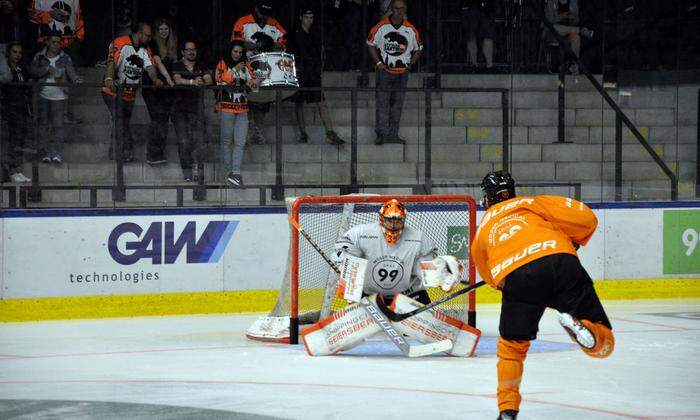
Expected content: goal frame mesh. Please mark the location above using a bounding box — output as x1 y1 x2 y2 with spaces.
244 194 478 344
287 194 478 344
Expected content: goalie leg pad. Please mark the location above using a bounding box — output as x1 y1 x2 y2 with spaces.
301 298 382 356
390 294 481 357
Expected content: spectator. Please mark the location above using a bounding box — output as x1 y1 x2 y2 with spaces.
28 0 84 124
324 0 363 71
289 7 344 146
544 0 594 74
28 0 84 49
101 22 162 162
461 0 496 72
231 0 287 144
1 42 32 183
143 17 176 165
215 40 257 188
367 0 422 145
30 32 83 165
170 39 212 182
1 0 22 83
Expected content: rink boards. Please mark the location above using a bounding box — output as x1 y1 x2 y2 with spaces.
0 202 699 321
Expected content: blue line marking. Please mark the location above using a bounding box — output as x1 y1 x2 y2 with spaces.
292 336 576 356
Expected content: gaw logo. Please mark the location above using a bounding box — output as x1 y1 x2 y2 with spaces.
108 221 238 265
446 226 469 259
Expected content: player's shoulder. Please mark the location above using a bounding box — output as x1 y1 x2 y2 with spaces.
111 35 132 49
370 17 391 31
402 19 420 32
235 14 256 25
267 17 286 30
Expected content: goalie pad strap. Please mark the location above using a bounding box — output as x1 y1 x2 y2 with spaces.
301 297 382 356
390 294 481 357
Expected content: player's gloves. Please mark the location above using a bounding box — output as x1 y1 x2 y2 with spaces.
420 255 461 292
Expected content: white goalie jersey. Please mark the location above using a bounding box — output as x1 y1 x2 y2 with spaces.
333 223 438 296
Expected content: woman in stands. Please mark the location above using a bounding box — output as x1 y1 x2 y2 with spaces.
143 17 176 165
215 40 258 188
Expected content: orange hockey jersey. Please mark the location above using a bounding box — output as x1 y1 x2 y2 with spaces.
470 195 597 289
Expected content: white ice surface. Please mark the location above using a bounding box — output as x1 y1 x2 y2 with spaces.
1 300 699 419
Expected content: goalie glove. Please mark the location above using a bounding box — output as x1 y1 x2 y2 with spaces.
420 255 461 292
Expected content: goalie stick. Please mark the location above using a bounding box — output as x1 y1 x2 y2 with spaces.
376 280 486 322
288 216 453 357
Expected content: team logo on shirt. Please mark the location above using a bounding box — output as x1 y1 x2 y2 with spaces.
384 32 408 56
382 32 409 68
370 256 405 290
124 54 145 81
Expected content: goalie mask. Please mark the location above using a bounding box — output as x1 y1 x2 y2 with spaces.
379 199 406 244
481 170 516 209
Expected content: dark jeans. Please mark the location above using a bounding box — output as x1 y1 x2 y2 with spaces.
173 112 202 170
375 70 408 140
38 98 66 156
101 92 135 158
2 108 29 174
142 88 172 160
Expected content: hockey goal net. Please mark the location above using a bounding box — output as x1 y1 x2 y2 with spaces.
246 194 478 344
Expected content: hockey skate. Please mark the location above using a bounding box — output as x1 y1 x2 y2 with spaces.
558 312 596 349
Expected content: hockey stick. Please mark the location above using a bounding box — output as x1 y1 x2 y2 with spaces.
377 280 486 322
288 216 453 357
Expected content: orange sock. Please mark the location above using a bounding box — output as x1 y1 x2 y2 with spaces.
581 321 614 358
497 337 530 412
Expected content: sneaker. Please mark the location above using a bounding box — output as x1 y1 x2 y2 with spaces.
497 410 518 420
374 135 385 145
558 312 596 349
192 165 200 183
384 136 406 144
183 168 193 182
10 172 31 183
580 27 594 39
226 172 242 187
42 155 52 163
325 131 345 145
568 63 580 76
122 150 135 163
52 154 63 164
64 111 82 124
252 132 266 144
298 131 309 144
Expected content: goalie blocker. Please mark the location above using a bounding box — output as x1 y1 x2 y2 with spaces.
302 294 481 357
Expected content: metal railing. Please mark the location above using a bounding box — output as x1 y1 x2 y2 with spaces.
2 81 512 208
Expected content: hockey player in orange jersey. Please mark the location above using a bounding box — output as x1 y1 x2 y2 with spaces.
471 171 615 420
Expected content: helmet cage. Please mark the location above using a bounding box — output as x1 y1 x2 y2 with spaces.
379 199 406 244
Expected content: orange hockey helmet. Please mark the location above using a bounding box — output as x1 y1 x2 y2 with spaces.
379 199 406 244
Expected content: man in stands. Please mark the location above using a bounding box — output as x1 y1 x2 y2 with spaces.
544 0 594 75
170 39 212 182
101 22 162 162
288 7 344 145
30 31 83 165
231 0 286 145
367 0 422 145
471 170 614 420
28 0 84 123
302 199 479 357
